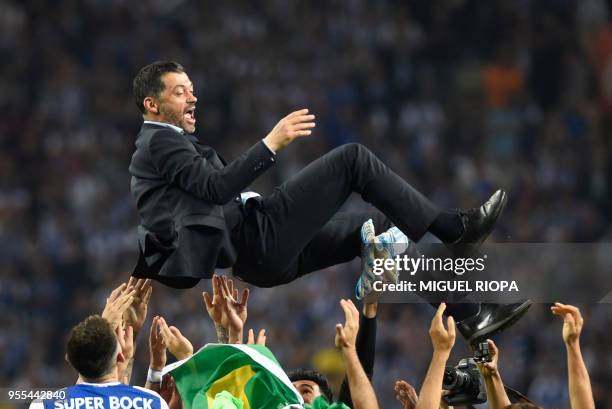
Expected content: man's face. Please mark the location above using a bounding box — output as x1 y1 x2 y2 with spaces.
292 380 322 404
153 71 198 134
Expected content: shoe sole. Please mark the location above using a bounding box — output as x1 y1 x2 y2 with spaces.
360 219 376 272
359 248 397 303
358 221 403 302
357 220 377 301
466 299 533 345
378 248 397 283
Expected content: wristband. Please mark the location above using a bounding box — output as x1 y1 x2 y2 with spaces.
147 367 162 384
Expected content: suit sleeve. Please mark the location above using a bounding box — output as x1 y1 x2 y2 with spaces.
337 314 377 407
148 130 275 205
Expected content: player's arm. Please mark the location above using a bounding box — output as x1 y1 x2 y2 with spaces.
337 301 378 407
100 278 153 384
336 299 380 409
476 339 511 409
416 303 455 409
122 278 153 384
551 303 595 409
145 316 167 391
115 324 135 385
202 275 230 342
148 109 314 205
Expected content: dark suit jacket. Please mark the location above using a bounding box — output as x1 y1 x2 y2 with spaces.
129 123 276 288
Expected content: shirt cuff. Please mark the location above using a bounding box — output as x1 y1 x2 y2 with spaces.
261 139 276 155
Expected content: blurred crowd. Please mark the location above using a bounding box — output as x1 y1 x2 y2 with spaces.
1 0 611 407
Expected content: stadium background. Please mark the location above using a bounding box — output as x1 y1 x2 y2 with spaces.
1 0 611 407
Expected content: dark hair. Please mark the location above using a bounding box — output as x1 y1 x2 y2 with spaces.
132 61 185 113
66 315 118 379
505 404 543 409
288 368 334 403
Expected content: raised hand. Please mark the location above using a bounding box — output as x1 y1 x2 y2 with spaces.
477 339 500 378
102 283 136 330
123 278 153 335
158 317 193 361
247 329 267 346
203 275 249 343
335 299 360 350
429 303 456 355
159 375 174 404
263 109 316 152
219 276 250 333
115 324 134 384
202 275 224 327
552 303 595 409
149 316 167 371
551 302 584 346
159 375 182 409
394 380 418 409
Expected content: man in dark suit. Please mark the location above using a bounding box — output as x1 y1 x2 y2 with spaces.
129 61 530 344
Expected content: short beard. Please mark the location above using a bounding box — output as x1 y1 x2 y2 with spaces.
159 105 185 131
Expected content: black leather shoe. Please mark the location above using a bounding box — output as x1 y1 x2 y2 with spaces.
454 189 507 246
457 300 532 345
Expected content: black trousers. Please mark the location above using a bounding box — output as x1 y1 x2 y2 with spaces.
232 143 440 287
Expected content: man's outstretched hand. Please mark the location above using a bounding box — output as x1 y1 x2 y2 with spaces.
202 275 225 327
246 329 267 346
263 109 316 152
219 276 249 343
551 303 595 409
203 275 249 343
158 317 193 361
115 324 134 384
159 375 182 409
551 302 584 346
123 277 152 336
335 299 360 350
395 380 418 409
149 316 167 371
477 339 500 378
429 303 456 356
102 283 136 330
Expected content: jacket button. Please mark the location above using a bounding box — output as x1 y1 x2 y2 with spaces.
234 196 241 203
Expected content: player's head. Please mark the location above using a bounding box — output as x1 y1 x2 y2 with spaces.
288 368 334 404
133 61 198 134
66 315 124 381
